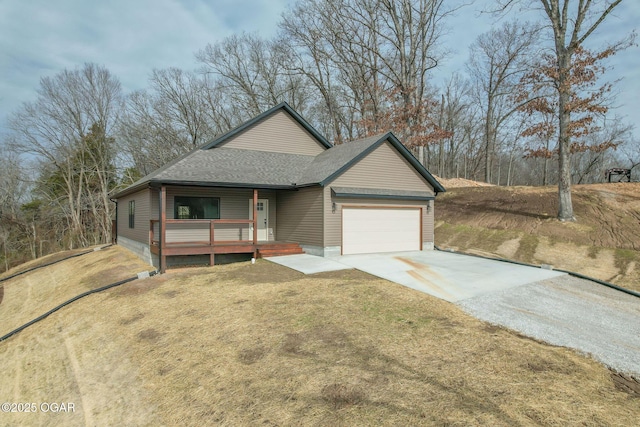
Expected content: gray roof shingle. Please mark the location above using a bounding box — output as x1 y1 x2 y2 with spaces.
295 134 383 185
153 148 315 187
113 131 445 197
115 134 386 195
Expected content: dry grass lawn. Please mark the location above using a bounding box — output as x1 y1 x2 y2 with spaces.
1 249 638 426
0 246 153 338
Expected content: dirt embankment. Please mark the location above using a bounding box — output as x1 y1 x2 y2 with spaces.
435 182 640 291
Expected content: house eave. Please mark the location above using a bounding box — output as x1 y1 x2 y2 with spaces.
147 180 298 191
111 182 152 199
331 187 435 201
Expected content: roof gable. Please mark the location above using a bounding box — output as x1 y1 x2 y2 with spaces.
202 102 331 155
329 139 433 192
297 133 445 193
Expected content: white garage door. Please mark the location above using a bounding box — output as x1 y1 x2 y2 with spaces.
342 207 421 255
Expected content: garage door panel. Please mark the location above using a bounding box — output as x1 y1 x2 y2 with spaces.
342 207 420 255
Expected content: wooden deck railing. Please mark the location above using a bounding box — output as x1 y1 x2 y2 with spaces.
150 219 256 247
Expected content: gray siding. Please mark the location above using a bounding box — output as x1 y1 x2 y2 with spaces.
117 188 151 244
276 187 323 246
151 190 158 220
323 140 435 248
330 140 435 191
219 110 326 156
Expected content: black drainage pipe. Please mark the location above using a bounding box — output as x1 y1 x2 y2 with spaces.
0 270 158 343
434 246 640 299
0 245 113 284
554 268 640 298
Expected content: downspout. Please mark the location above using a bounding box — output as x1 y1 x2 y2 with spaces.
113 199 118 244
109 198 118 245
158 187 163 273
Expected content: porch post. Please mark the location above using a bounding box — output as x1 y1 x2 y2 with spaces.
209 221 215 267
160 185 167 273
252 188 258 257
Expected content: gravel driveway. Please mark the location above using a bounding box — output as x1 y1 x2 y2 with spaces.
458 275 640 376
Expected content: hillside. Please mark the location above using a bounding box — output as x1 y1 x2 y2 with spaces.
435 182 640 292
1 247 639 426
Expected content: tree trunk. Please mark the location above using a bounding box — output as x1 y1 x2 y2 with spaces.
507 150 514 186
484 111 492 183
418 145 425 166
3 239 8 272
556 50 575 221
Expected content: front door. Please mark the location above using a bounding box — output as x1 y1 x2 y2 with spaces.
249 199 269 241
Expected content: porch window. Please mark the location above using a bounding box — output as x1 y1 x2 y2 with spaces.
174 197 220 220
128 200 135 228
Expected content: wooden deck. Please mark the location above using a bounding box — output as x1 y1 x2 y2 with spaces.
150 188 304 272
150 241 304 262
150 241 303 255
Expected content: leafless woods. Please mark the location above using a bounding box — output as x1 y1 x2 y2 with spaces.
0 0 636 269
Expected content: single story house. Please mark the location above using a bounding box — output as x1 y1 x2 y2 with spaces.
112 102 445 272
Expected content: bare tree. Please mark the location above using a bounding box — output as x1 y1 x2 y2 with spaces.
8 63 122 247
620 138 640 181
0 153 30 269
197 33 311 118
280 0 458 143
467 20 541 184
435 74 475 178
280 0 356 141
118 68 227 178
495 0 633 220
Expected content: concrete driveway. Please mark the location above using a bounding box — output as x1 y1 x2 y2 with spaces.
267 250 640 375
330 250 565 302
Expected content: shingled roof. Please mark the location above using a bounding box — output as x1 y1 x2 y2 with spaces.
113 105 445 198
152 148 314 187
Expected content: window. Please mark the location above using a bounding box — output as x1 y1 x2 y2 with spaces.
174 197 220 219
128 200 135 228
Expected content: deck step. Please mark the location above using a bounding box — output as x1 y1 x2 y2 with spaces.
257 243 304 258
258 243 301 249
258 249 305 258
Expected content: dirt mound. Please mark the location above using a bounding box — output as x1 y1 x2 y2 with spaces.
437 183 640 249
435 182 640 290
434 175 494 188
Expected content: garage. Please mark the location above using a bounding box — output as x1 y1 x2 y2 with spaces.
342 206 421 255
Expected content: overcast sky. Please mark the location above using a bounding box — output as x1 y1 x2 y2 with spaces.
1 0 638 141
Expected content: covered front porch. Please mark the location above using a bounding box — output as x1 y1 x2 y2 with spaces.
151 186 302 272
